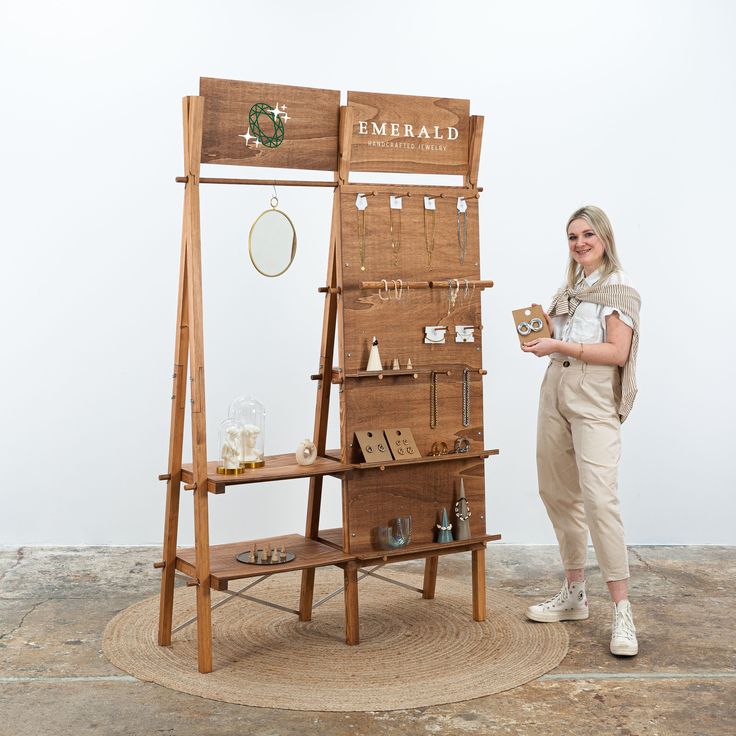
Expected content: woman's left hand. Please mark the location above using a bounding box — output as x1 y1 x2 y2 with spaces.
521 338 560 357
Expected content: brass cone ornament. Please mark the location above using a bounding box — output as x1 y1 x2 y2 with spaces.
366 336 383 371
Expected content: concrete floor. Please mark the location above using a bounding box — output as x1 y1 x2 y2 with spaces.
0 545 734 736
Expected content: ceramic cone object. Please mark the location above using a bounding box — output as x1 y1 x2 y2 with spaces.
367 337 383 371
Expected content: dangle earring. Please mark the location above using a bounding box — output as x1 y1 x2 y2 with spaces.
378 279 390 301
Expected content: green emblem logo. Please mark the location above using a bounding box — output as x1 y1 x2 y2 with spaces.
238 102 290 150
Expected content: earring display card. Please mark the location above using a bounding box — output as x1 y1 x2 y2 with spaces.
354 430 394 464
384 427 422 461
512 305 551 344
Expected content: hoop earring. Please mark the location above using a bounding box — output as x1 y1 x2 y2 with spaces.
378 279 390 301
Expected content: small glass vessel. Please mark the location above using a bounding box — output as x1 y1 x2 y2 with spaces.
376 516 413 550
216 418 246 475
228 396 265 468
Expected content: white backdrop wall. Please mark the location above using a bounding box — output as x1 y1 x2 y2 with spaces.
1 1 734 546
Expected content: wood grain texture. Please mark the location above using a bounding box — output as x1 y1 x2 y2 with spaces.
199 78 339 170
176 534 354 591
344 457 488 554
348 91 470 174
180 453 351 493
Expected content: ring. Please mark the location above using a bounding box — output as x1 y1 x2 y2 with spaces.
430 441 448 456
517 321 532 336
529 317 544 332
454 437 471 454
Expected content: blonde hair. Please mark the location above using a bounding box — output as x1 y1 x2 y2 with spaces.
565 205 623 289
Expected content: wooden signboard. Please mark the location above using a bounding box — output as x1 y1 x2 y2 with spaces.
199 77 340 170
347 91 470 174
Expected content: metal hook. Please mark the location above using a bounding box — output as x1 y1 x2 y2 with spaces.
270 184 278 208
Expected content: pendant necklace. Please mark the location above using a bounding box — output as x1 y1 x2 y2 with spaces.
357 210 366 271
390 206 401 268
457 206 467 264
424 206 436 269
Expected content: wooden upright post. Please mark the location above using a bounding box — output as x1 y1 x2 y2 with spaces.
180 96 214 674
299 105 353 623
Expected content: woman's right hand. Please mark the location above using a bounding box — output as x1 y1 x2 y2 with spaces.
532 303 553 334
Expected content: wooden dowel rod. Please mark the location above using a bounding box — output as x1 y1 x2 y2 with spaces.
317 286 342 294
153 561 166 569
158 473 171 481
359 281 430 289
429 280 494 289
175 176 337 188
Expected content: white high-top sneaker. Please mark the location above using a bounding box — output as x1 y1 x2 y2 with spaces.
526 580 589 622
610 599 638 656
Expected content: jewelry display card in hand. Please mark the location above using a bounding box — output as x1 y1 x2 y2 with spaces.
512 304 551 344
384 427 421 461
354 430 393 464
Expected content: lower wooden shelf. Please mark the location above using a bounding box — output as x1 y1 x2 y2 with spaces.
317 527 502 561
176 533 354 591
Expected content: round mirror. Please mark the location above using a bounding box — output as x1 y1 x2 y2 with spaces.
248 207 297 277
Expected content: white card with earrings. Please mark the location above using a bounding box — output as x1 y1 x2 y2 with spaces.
424 325 447 344
455 325 475 343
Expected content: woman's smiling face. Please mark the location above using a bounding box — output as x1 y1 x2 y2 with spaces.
567 218 605 276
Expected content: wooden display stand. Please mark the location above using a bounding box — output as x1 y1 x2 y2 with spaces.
157 78 501 673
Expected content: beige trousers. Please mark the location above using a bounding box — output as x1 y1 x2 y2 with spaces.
536 357 630 582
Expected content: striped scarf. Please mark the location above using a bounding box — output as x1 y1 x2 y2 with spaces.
548 282 641 423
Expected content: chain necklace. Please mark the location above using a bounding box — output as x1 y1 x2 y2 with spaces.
389 207 401 268
457 209 467 264
430 370 438 429
462 368 470 427
357 209 367 271
424 208 435 269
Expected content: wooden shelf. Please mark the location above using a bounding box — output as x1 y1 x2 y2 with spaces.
339 448 499 471
181 451 352 494
317 527 502 561
337 367 449 382
176 534 354 591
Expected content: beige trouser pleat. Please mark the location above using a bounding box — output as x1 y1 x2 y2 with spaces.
536 359 630 582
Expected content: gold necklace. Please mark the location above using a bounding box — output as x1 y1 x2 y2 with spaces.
424 208 435 269
357 209 366 271
389 207 401 268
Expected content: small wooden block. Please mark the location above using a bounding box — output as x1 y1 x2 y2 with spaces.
384 427 421 462
512 304 551 344
354 430 393 464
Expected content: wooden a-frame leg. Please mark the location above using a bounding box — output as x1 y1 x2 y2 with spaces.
157 476 181 646
344 561 360 645
299 476 323 621
472 547 487 621
193 485 213 673
422 555 439 599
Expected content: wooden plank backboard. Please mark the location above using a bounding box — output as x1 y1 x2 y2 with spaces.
199 78 340 170
347 91 470 174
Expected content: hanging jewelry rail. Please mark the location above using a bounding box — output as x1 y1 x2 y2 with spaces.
175 176 338 187
358 279 494 290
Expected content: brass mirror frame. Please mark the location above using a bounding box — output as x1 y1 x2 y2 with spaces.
248 207 297 278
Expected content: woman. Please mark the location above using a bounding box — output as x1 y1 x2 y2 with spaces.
521 205 641 657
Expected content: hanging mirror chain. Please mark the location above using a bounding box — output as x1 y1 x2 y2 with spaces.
462 368 470 427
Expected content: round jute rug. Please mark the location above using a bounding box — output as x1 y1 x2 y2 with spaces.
103 568 567 711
